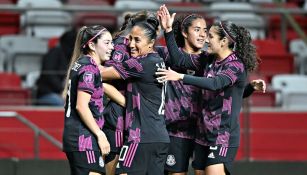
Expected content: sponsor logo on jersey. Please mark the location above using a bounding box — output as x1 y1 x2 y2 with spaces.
99 156 104 167
113 51 124 62
208 152 215 159
166 154 176 166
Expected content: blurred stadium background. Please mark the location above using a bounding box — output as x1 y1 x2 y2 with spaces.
0 0 307 174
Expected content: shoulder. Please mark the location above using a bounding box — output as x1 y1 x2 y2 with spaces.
77 56 99 74
224 55 244 73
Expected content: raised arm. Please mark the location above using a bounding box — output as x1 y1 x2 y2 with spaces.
157 5 201 70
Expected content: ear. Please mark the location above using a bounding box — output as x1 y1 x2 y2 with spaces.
149 39 155 48
181 31 187 39
220 37 228 47
88 42 96 51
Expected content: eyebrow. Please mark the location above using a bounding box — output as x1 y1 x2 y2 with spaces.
192 26 207 29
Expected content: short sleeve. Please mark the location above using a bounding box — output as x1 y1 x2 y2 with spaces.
107 58 144 80
77 65 98 94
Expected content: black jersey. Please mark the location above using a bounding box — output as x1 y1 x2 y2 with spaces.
63 55 104 152
183 53 247 147
108 52 170 144
156 45 204 139
103 36 130 147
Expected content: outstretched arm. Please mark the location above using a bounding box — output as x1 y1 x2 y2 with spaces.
157 5 204 70
156 67 232 91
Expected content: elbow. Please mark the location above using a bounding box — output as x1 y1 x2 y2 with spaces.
76 103 86 114
75 104 82 114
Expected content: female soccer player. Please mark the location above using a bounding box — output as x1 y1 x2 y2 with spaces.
157 5 265 175
101 15 170 175
102 11 152 175
156 19 259 175
62 25 123 175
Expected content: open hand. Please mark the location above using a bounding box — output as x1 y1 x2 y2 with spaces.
156 67 183 83
251 79 266 93
157 4 176 32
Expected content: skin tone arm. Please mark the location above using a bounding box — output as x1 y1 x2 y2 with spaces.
76 90 110 155
103 83 126 107
99 65 122 81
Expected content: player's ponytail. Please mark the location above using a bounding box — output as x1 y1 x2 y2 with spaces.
62 26 87 99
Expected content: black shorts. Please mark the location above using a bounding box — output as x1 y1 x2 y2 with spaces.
119 142 169 175
192 143 238 175
103 129 123 162
164 136 194 173
65 151 104 175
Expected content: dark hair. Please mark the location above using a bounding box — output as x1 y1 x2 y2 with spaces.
212 20 259 72
62 25 110 98
79 25 108 54
172 14 204 47
133 13 159 40
115 11 149 38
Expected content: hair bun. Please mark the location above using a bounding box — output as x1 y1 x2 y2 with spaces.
147 17 159 31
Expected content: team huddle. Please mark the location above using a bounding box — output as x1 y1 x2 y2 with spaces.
62 4 265 175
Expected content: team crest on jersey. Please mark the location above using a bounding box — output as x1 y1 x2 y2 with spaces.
113 51 124 62
166 155 176 166
83 72 94 84
99 156 104 167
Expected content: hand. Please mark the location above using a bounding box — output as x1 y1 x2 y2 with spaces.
96 131 110 155
251 79 266 93
156 67 183 83
157 4 176 32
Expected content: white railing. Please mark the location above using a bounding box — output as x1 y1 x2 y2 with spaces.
0 111 62 159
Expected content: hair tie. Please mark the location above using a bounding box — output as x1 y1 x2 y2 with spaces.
82 28 107 49
181 14 193 30
219 21 235 43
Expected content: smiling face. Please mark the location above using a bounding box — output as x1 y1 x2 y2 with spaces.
129 25 154 57
94 32 114 62
183 18 207 52
206 26 223 55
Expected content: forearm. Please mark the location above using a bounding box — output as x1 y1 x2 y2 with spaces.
76 91 104 137
243 83 255 98
103 83 126 107
76 104 103 137
164 31 198 70
182 74 232 91
101 66 122 81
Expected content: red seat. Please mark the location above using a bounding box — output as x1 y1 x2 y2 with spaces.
0 72 21 88
253 39 294 81
0 12 20 35
48 37 59 49
250 91 276 107
74 12 117 33
0 73 31 105
253 39 288 56
0 0 16 4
